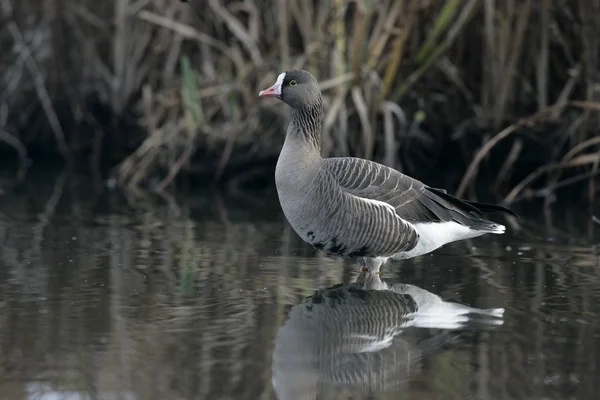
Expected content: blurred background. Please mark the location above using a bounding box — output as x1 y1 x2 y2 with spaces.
0 0 599 203
1 1 600 400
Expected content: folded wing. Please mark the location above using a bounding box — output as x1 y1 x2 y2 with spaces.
323 157 514 228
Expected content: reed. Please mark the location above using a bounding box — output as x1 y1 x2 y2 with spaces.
1 0 599 202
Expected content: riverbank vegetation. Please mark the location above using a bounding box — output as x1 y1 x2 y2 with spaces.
1 0 599 204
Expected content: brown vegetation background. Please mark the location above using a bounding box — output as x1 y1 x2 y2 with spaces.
1 0 599 203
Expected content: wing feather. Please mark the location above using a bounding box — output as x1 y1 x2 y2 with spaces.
323 157 512 227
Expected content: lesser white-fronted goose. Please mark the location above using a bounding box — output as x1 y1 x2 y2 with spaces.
259 69 518 274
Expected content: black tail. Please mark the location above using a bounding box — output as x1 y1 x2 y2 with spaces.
463 200 520 218
427 187 520 219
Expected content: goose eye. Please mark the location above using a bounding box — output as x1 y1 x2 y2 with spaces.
289 80 297 86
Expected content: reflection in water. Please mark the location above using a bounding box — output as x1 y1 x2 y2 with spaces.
1 171 600 399
272 272 504 400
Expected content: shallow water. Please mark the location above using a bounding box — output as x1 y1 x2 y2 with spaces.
1 172 600 400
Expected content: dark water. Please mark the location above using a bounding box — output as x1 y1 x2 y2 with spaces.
1 171 600 400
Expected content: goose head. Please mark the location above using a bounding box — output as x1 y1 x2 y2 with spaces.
259 69 321 110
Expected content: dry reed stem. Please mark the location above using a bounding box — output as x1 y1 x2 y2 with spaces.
557 136 600 168
492 0 532 126
351 87 373 160
542 134 600 206
378 0 418 102
456 103 565 198
366 1 402 71
493 138 523 191
207 0 262 64
416 0 462 63
277 0 290 70
588 156 599 203
504 153 600 204
380 101 407 167
391 0 479 102
457 99 600 198
546 99 600 203
537 0 550 110
138 10 233 56
156 142 194 192
113 0 128 114
0 129 27 181
1 0 70 162
350 2 369 79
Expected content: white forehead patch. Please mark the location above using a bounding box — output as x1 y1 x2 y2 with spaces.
274 72 286 91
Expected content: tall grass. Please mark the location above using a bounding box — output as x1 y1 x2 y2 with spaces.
1 0 599 202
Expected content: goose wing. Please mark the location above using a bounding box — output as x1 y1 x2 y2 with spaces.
322 157 493 226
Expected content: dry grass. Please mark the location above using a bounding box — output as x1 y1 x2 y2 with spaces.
1 0 600 201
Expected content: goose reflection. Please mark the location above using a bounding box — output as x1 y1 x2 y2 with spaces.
272 271 504 400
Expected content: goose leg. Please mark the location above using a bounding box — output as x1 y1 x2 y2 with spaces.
359 257 384 275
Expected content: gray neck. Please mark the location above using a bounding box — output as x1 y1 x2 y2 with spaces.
288 101 323 153
276 100 324 195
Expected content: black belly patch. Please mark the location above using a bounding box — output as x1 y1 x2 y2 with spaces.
310 237 348 256
312 242 325 251
310 239 371 258
328 236 347 255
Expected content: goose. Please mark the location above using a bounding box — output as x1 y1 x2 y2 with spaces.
258 69 518 274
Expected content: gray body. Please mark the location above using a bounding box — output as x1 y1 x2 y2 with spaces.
276 129 416 263
264 69 517 272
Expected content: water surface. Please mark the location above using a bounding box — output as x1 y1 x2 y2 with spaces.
0 172 599 400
